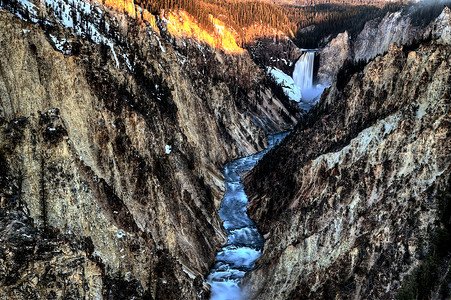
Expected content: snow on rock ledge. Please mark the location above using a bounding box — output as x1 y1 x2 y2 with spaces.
268 67 302 102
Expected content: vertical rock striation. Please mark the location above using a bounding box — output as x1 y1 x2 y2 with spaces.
317 6 451 86
316 31 351 87
243 34 451 299
0 1 297 298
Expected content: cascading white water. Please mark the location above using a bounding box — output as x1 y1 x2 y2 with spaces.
292 51 325 106
207 132 289 300
293 51 315 91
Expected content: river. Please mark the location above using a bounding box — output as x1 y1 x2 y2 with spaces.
207 132 290 300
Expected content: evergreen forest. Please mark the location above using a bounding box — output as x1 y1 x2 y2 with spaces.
136 0 448 48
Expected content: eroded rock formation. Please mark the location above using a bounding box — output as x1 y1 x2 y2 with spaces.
316 31 351 87
243 35 451 299
317 5 451 86
0 1 297 298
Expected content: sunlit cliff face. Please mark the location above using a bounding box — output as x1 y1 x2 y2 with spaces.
102 0 136 16
99 0 244 53
166 11 245 54
101 0 158 30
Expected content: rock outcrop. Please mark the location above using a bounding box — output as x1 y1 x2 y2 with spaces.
0 0 297 298
246 35 304 76
243 35 451 299
317 5 450 86
352 10 421 62
316 31 351 86
425 6 451 44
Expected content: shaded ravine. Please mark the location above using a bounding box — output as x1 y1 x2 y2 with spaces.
207 132 290 300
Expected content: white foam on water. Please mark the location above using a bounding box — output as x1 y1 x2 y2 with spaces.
216 247 261 269
292 51 325 107
207 132 290 299
209 281 242 300
293 52 315 91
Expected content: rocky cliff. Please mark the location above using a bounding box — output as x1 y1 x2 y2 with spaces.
352 9 422 62
316 31 351 87
0 0 297 298
317 5 451 86
245 35 304 76
243 33 451 299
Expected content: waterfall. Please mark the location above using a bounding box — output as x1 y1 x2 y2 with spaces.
293 52 315 91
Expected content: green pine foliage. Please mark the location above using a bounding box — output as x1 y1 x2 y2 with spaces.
135 0 449 48
135 0 403 47
409 0 451 26
136 0 292 39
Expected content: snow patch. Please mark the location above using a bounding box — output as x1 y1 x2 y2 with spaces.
155 35 166 53
122 53 134 71
17 0 39 21
106 41 120 68
268 67 302 102
182 266 196 279
416 101 428 119
268 66 324 110
49 34 71 55
116 229 126 239
165 145 172 154
10 0 121 67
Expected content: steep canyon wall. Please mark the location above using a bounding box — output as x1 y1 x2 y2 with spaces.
317 6 451 86
244 35 451 299
0 1 297 298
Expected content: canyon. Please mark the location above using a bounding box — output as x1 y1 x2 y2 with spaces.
0 0 450 299
243 12 451 298
317 4 451 86
0 0 296 298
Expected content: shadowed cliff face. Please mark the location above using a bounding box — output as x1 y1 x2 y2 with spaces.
317 6 451 86
0 1 297 298
243 38 451 299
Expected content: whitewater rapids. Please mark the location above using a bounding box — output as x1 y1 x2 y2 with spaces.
207 132 289 300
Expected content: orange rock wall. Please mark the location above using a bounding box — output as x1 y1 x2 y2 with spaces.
100 0 157 30
97 0 243 53
166 11 244 54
